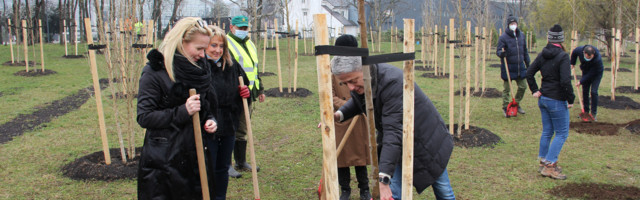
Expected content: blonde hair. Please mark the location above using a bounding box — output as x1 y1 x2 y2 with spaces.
158 17 213 81
207 25 233 70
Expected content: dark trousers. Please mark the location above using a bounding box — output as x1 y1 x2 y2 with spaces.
338 166 369 190
582 73 602 115
205 135 235 200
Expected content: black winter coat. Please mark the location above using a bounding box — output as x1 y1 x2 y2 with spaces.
526 43 575 104
570 45 604 85
137 49 217 200
338 63 454 194
496 28 530 80
206 59 250 138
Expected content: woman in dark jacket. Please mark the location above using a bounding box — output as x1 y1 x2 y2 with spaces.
137 17 218 199
526 24 575 180
204 25 250 199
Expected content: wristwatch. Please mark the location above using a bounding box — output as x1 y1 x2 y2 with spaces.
378 175 391 185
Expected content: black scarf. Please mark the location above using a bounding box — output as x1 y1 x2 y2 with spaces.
172 52 218 123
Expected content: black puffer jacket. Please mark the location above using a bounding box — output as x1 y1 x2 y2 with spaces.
526 43 575 104
137 49 217 200
496 28 530 80
338 64 453 194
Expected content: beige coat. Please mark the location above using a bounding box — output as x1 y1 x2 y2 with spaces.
332 75 371 168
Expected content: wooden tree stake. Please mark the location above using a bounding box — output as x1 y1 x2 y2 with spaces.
443 25 448 75
434 25 439 75
84 18 111 165
421 26 426 68
449 18 455 134
276 19 283 92
294 20 299 92
465 21 471 130
482 27 487 92
75 20 79 55
313 14 339 200
474 26 479 93
378 25 382 52
22 20 29 72
8 19 14 63
611 28 616 101
636 27 639 90
64 20 68 56
262 22 268 73
39 20 45 71
402 18 415 200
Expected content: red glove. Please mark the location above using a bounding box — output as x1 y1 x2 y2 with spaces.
239 85 250 98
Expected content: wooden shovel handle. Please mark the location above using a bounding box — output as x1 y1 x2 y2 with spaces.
336 115 361 156
189 89 210 200
238 77 261 200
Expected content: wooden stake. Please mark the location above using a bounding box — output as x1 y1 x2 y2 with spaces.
615 29 621 93
465 21 471 130
64 20 68 56
370 27 375 52
636 27 639 90
303 28 308 55
75 20 79 55
22 20 29 72
8 19 14 63
402 18 415 200
449 18 455 135
84 18 111 165
294 20 299 92
611 28 616 101
238 78 261 200
442 26 448 75
474 26 479 93
421 26 426 67
276 19 283 92
188 89 211 200
39 20 45 71
313 14 339 200
434 25 439 75
378 25 382 52
262 22 268 73
482 27 487 93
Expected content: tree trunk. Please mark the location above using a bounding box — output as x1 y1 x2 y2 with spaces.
162 0 184 36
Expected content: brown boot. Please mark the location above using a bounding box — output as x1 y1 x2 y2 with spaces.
541 162 566 180
538 161 562 173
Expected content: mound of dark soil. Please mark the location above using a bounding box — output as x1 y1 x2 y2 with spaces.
258 72 276 77
62 147 141 181
604 67 632 72
420 73 456 79
489 64 501 68
264 87 312 98
454 55 460 58
621 54 631 58
447 124 501 148
13 69 57 77
570 122 621 136
630 49 637 53
616 86 640 94
625 119 640 134
62 55 86 59
415 65 434 71
0 79 109 144
549 183 640 200
415 60 430 64
265 47 276 50
598 95 640 110
454 87 502 98
3 61 39 66
108 92 138 99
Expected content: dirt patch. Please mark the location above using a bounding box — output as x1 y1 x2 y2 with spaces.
13 69 57 77
570 122 622 136
549 183 640 200
62 147 141 181
264 87 312 98
447 124 501 148
265 47 276 50
0 79 109 144
604 67 632 72
108 92 138 100
489 64 501 68
454 87 502 98
598 95 640 110
420 73 457 79
415 65 434 71
62 55 86 59
3 60 39 66
258 72 276 77
616 86 640 94
625 119 640 134
415 60 430 64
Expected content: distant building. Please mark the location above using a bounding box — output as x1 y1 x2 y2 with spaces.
285 0 359 38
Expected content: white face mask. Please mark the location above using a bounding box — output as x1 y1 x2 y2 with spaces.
509 25 517 31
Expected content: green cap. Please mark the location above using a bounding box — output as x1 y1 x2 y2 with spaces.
231 15 249 27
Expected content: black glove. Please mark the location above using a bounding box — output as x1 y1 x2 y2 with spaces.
498 50 506 58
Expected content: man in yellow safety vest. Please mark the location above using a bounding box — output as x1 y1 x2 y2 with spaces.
226 15 265 178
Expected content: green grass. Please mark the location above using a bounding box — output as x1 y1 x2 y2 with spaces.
1 37 639 199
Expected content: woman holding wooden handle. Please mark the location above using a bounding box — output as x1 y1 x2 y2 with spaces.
136 17 218 200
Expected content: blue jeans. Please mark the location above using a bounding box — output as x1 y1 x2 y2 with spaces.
582 73 602 115
205 135 235 200
390 166 455 200
538 96 570 163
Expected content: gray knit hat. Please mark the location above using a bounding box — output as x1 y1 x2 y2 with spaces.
548 24 564 43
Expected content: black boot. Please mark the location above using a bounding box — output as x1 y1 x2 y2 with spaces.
234 140 260 172
340 188 351 200
338 167 351 200
228 166 242 178
355 166 371 200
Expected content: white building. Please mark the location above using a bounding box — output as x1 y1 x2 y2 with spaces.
285 0 359 38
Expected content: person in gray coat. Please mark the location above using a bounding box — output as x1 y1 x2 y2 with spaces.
331 56 455 200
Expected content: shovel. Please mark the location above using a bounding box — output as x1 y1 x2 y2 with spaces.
572 68 595 122
238 77 261 200
502 48 518 117
188 89 210 200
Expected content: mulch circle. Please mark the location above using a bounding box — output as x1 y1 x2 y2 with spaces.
489 64 500 68
616 86 640 94
598 95 640 110
3 61 39 66
420 73 456 79
454 55 460 58
549 182 640 200
415 65 434 71
13 69 57 77
604 67 632 72
454 87 502 98
570 122 622 136
265 47 276 50
62 147 141 181
625 119 640 134
447 124 501 148
258 72 276 77
0 79 109 144
62 55 86 59
264 87 312 98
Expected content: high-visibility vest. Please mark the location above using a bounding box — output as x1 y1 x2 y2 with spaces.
226 35 260 90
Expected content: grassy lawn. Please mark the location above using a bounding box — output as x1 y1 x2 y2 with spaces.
0 36 639 199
